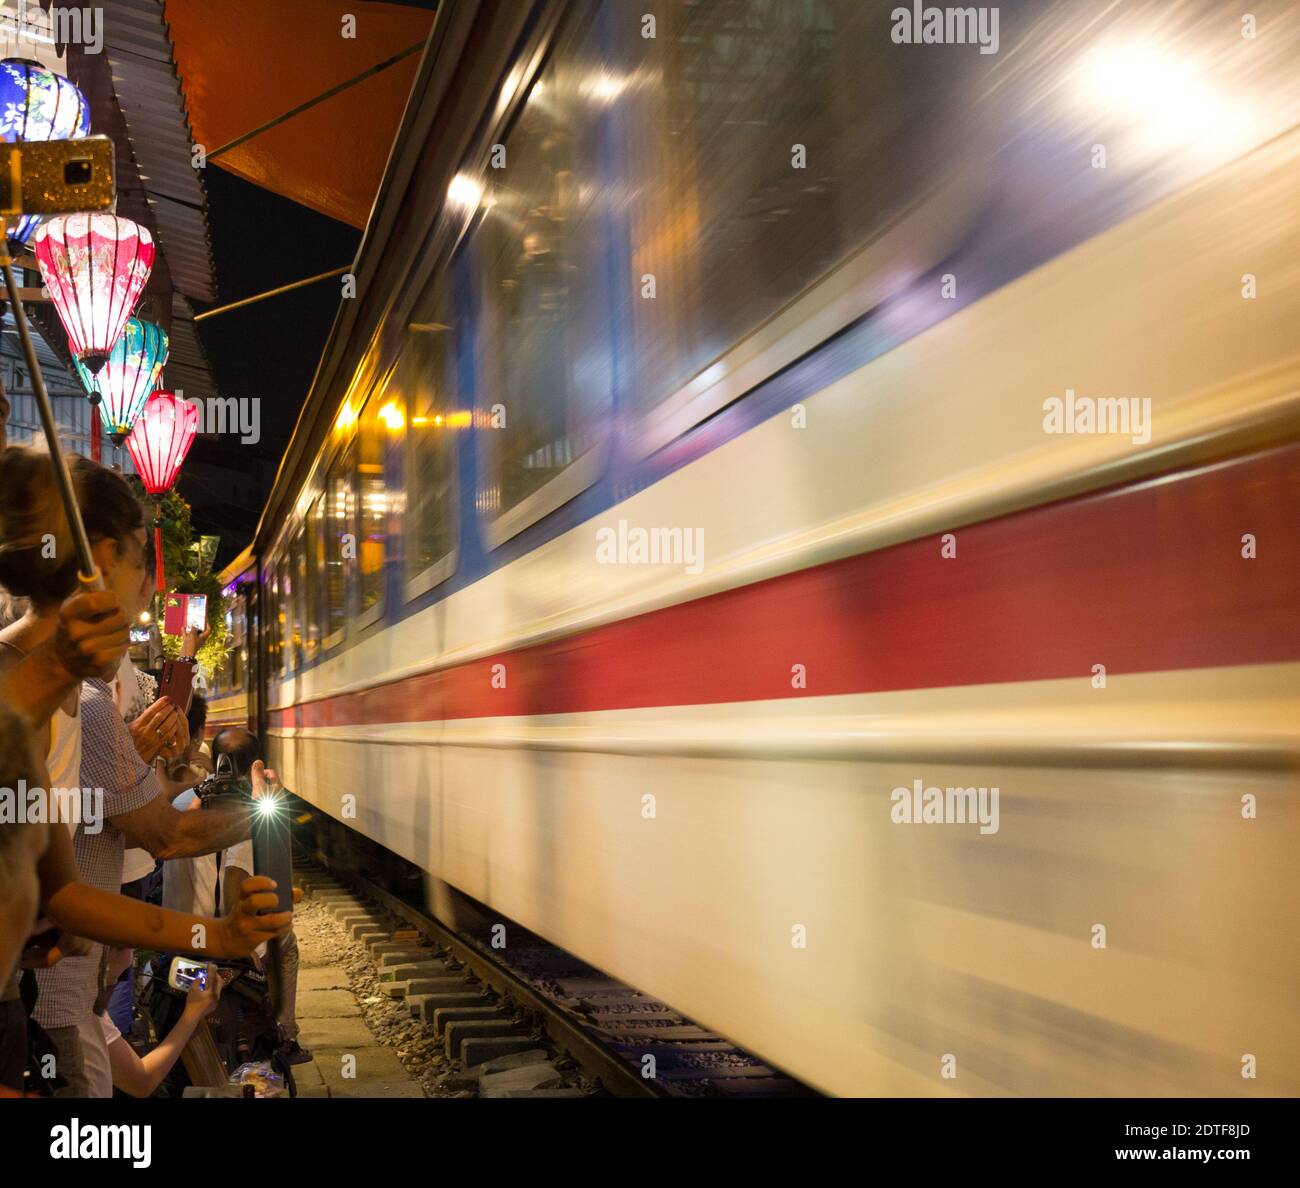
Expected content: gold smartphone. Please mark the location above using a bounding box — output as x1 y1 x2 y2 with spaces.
0 135 116 217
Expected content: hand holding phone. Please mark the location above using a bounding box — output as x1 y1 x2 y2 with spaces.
159 656 195 711
167 954 210 992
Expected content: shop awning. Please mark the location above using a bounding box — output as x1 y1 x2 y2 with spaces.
164 0 435 229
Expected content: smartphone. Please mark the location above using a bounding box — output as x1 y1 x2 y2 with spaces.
167 955 208 992
252 792 295 916
159 656 195 710
0 136 115 217
185 593 207 633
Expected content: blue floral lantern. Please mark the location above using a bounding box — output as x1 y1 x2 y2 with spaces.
0 58 92 251
73 318 170 444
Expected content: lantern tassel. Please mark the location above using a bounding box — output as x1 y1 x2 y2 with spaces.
154 508 165 593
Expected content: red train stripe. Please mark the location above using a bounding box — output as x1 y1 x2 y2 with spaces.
270 443 1300 730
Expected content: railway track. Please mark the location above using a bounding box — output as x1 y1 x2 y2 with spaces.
298 819 815 1098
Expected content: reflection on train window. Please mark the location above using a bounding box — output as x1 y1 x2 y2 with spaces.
267 563 282 681
324 447 354 647
475 15 613 530
227 596 245 691
289 527 305 673
357 396 387 617
626 0 965 414
405 276 457 592
305 497 324 661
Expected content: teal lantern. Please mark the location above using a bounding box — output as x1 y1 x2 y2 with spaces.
74 318 170 444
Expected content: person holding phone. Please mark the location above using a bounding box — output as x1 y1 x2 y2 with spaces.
0 703 296 1094
102 961 222 1097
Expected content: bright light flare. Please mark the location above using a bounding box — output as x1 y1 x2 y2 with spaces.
447 173 485 212
1071 40 1255 163
254 793 283 818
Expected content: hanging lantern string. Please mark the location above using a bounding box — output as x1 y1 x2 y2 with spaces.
152 494 165 594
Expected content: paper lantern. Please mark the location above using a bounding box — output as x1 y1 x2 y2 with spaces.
125 391 198 591
34 214 155 375
73 318 169 443
0 59 92 253
0 58 91 141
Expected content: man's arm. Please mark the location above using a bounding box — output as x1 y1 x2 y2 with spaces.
36 823 292 958
80 678 250 859
114 794 252 860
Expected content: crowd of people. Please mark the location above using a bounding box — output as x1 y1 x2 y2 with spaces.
0 389 307 1098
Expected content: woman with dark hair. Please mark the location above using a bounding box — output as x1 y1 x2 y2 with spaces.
0 446 276 1095
0 446 189 801
0 702 297 1095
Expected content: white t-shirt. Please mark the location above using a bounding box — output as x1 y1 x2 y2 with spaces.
80 1014 113 1098
162 789 254 918
46 702 82 838
115 656 159 883
121 847 157 884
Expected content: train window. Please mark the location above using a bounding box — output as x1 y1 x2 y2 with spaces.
404 274 458 598
356 395 387 621
288 527 305 673
474 14 614 546
324 450 353 649
306 494 326 659
228 595 245 692
623 0 980 452
266 561 281 681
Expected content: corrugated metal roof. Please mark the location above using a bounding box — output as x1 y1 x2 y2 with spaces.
165 292 218 401
103 0 216 302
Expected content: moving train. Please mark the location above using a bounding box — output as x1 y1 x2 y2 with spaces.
207 0 1300 1095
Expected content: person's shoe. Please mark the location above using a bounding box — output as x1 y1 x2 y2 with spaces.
277 1039 312 1065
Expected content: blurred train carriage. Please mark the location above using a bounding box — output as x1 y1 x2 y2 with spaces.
214 0 1300 1095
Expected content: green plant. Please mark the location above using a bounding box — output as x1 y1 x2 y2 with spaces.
134 484 232 684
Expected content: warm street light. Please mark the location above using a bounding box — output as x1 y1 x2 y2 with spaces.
125 390 198 592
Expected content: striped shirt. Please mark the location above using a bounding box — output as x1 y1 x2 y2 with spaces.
33 679 161 1029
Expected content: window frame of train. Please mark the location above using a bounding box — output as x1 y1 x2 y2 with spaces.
402 265 460 602
286 525 304 675
353 389 388 630
306 497 327 661
325 428 361 652
617 0 987 457
264 558 281 684
470 1 616 550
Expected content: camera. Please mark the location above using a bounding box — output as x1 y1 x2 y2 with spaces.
194 752 254 805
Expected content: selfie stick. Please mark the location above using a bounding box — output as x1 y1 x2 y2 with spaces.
0 227 102 590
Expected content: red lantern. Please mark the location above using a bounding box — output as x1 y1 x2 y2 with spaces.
125 391 198 591
33 213 155 375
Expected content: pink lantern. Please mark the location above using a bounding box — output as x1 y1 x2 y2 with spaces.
33 213 155 375
125 391 198 592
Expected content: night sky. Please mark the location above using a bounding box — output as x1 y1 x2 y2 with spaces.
184 164 362 546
